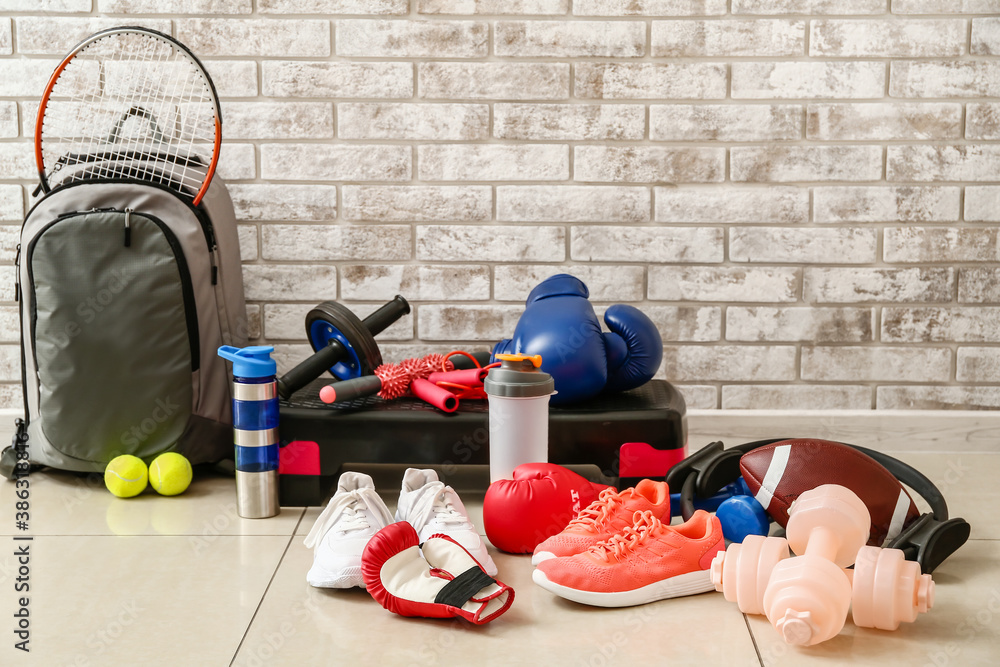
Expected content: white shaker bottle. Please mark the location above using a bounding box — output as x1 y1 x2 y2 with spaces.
484 353 556 483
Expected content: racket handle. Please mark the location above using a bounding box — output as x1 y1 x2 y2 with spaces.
426 368 489 387
277 296 410 399
410 378 459 413
319 375 383 404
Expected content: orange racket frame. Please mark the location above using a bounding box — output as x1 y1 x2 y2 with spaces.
33 26 222 206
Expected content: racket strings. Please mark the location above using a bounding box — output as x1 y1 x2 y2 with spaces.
169 54 208 192
125 35 162 183
39 30 219 199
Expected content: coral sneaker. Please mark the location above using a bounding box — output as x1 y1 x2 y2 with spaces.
531 479 670 565
532 509 724 608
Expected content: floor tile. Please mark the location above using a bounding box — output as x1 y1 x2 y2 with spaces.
747 539 1000 667
0 469 304 537
237 541 758 667
297 507 321 537
0 535 290 665
3 447 996 666
890 452 1000 541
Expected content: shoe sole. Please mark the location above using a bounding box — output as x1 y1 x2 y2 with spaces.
531 568 715 608
306 564 365 589
531 551 556 566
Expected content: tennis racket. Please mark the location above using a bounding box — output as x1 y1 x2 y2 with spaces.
34 26 222 206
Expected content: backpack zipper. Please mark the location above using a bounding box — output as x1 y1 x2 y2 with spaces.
16 242 28 432
54 207 116 222
24 179 217 258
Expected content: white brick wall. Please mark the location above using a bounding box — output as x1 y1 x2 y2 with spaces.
651 20 805 58
733 61 886 99
2 3 1000 411
576 63 727 99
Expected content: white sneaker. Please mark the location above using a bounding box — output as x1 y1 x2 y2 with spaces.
395 468 498 577
304 472 394 589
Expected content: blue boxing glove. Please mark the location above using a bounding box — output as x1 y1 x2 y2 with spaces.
602 304 664 393
493 274 663 405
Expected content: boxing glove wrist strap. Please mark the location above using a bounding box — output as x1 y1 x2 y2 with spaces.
435 567 497 607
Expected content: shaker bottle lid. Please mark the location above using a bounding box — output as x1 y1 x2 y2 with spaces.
485 353 555 398
218 345 277 379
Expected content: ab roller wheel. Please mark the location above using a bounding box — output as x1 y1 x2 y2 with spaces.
306 301 382 381
276 295 410 399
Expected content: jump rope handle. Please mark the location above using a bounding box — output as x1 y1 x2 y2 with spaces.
319 373 459 413
319 375 384 404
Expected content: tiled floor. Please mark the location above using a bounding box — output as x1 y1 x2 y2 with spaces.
1 452 998 666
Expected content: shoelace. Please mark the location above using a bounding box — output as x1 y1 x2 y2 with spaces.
406 481 469 529
589 510 662 562
303 487 391 548
337 504 372 532
565 487 624 531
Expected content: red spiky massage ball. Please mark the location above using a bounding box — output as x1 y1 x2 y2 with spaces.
374 364 411 400
400 354 454 381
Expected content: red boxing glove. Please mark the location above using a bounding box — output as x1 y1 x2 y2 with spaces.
362 522 513 625
484 463 612 554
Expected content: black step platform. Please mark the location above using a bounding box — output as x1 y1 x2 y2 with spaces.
277 379 687 506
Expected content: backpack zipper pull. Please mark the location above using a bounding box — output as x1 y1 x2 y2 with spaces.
123 208 132 247
13 243 20 302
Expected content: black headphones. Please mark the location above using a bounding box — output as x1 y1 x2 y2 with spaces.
666 439 971 574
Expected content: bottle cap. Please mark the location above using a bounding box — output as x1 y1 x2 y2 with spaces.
218 345 277 379
484 353 555 398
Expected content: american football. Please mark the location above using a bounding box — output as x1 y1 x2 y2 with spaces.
739 438 920 547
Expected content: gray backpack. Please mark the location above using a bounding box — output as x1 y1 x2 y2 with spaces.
6 165 247 474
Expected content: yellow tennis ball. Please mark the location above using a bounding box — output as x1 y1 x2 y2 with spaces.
148 452 193 496
105 455 148 498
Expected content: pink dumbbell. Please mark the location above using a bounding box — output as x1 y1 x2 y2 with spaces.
850 545 934 631
711 484 934 646
711 534 790 616
763 484 870 646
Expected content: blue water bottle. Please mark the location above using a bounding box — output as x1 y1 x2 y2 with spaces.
218 345 280 519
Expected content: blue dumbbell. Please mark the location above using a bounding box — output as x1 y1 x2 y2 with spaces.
716 481 770 543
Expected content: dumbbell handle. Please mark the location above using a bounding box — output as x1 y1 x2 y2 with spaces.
804 525 841 563
277 295 409 399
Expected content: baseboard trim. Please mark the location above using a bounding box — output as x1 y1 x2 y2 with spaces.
688 409 1000 453
0 408 996 456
